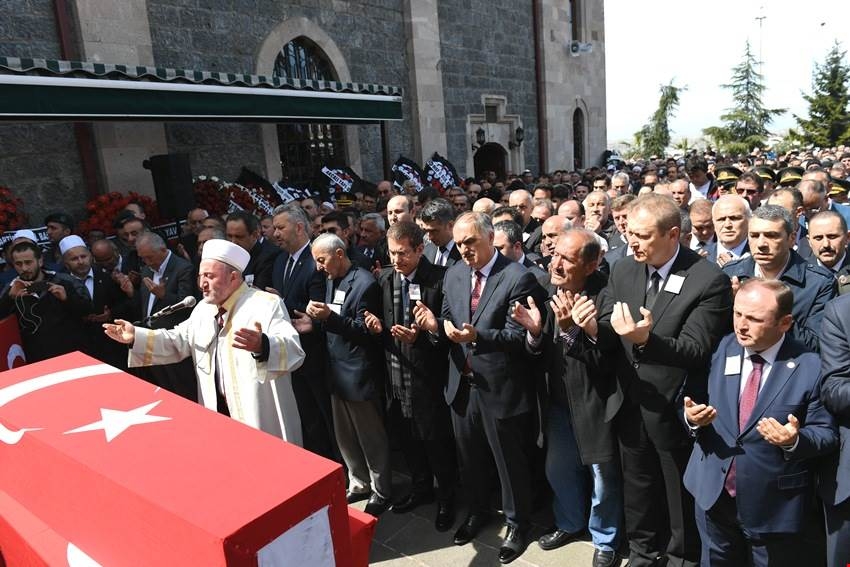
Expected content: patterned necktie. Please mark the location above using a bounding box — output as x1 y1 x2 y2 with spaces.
724 354 765 497
470 270 483 314
282 256 295 292
401 276 411 326
437 245 448 266
645 271 662 310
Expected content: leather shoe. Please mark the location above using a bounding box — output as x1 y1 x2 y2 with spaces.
592 549 621 567
537 528 583 551
364 493 392 517
434 500 455 532
346 490 370 504
498 525 527 564
453 514 485 545
392 491 435 514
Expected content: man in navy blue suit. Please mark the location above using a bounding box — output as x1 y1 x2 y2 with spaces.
819 293 850 567
270 204 336 461
683 278 837 566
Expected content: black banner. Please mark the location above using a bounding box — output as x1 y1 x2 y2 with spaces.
391 155 424 193
423 152 461 194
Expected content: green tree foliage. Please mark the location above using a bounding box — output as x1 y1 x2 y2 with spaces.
635 82 683 157
790 41 850 147
703 41 785 155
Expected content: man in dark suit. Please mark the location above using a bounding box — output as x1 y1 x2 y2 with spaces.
415 211 542 564
684 279 837 566
357 212 390 267
706 195 750 267
60 235 132 369
765 186 812 258
270 204 336 461
363 221 457 531
297 233 392 517
320 211 373 271
819 294 850 567
806 210 850 275
722 205 836 352
226 211 281 290
420 199 461 268
513 229 624 567
574 194 733 567
493 220 548 282
133 231 196 400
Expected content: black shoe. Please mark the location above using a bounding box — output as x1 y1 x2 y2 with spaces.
346 490 370 504
364 493 392 517
453 514 485 545
498 525 527 564
592 549 620 567
434 500 456 532
392 491 435 514
537 528 583 551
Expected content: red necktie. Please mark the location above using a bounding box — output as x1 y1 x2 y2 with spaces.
470 270 483 314
462 271 484 377
724 354 764 497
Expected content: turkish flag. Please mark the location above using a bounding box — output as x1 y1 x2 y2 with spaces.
0 352 374 566
0 315 26 371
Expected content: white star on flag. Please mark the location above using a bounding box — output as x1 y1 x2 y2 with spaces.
64 401 171 442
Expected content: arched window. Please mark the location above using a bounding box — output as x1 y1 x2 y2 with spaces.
274 37 347 189
573 108 585 169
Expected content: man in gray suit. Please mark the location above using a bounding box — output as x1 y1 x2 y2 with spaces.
416 211 542 564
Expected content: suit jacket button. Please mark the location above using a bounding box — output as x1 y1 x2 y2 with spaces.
633 362 639 369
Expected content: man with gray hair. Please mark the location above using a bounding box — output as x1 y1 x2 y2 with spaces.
723 204 836 351
295 233 393 516
270 204 337 459
358 212 389 266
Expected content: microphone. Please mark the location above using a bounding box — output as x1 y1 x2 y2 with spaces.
149 296 197 320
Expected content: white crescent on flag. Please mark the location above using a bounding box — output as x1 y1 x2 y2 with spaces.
0 363 116 444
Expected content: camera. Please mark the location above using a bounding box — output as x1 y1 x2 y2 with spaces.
26 280 50 297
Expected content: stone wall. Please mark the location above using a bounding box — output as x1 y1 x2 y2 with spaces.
145 0 414 184
0 0 88 223
437 0 538 177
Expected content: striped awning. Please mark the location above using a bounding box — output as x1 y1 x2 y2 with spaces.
0 57 403 123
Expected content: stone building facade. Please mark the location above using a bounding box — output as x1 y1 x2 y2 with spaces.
0 0 606 222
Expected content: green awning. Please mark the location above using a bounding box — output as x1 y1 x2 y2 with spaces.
0 57 403 123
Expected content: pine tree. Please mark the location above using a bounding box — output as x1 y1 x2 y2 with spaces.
703 41 785 155
635 82 683 157
791 41 850 147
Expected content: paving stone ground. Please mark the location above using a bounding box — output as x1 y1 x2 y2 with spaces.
351 466 628 567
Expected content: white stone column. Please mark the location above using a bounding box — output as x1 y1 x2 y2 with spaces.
73 0 168 197
403 0 447 164
540 0 607 169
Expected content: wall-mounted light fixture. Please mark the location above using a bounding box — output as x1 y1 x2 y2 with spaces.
509 126 525 150
471 127 486 151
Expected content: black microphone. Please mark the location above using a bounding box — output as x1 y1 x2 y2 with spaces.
148 296 196 321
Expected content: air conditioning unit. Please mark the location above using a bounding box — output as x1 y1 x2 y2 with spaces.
569 41 593 57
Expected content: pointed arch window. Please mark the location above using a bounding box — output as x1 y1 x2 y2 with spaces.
274 37 347 189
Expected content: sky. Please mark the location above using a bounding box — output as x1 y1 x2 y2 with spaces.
604 0 849 147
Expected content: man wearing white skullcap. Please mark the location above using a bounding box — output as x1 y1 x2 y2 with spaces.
60 235 133 369
105 239 306 444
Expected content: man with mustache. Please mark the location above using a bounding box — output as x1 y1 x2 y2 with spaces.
806 211 850 295
707 195 750 267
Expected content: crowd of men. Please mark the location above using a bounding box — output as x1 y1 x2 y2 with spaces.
2 145 850 567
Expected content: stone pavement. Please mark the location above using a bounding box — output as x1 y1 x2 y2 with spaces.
350 468 627 567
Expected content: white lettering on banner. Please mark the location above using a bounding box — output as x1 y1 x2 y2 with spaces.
321 167 353 193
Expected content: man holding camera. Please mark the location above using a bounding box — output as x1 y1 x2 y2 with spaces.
0 240 91 362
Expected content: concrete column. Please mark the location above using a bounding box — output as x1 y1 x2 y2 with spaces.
540 0 607 169
73 0 168 197
403 0 447 164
